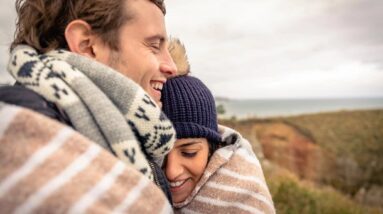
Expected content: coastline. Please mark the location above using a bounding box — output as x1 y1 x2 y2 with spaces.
216 97 383 119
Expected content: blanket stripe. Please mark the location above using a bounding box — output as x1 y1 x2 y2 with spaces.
0 103 171 213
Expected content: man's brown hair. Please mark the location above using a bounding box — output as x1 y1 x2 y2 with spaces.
11 0 166 53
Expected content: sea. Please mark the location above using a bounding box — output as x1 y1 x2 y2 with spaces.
216 98 383 119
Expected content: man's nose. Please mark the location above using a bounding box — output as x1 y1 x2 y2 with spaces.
160 51 177 78
165 152 183 180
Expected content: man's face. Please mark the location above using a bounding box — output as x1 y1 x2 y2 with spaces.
97 0 177 108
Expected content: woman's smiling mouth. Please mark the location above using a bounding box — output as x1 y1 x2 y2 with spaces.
169 178 190 192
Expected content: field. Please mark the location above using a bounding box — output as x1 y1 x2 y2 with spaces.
220 109 383 214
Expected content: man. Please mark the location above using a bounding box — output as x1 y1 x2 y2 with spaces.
6 0 176 114
0 0 177 212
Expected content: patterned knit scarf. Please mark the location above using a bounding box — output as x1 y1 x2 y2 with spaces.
7 45 176 180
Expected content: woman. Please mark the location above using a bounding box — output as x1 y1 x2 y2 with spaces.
161 75 275 213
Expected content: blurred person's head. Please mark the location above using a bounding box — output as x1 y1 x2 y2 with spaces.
161 75 222 203
12 0 176 106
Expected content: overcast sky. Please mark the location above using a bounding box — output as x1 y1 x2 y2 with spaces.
1 0 382 99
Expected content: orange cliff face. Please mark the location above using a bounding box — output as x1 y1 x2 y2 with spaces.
255 121 327 181
220 120 336 183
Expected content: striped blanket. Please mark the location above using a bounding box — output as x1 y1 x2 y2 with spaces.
173 126 275 214
0 103 172 214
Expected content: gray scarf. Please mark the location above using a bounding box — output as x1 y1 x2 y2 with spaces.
8 45 176 180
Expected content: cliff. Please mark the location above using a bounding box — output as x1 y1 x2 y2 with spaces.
220 109 383 213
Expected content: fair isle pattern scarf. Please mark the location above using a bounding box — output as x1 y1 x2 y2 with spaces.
7 45 176 180
174 126 275 214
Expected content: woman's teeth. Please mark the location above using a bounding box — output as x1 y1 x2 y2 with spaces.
169 180 186 188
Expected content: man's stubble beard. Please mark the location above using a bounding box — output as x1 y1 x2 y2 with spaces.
107 50 124 72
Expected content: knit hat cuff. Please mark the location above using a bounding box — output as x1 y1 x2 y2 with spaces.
173 122 222 144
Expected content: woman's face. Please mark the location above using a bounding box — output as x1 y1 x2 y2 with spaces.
164 138 210 203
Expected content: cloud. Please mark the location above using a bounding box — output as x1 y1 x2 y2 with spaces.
0 0 382 99
166 0 383 98
0 0 16 83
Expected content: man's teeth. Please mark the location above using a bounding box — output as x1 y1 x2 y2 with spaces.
169 180 186 188
151 82 163 91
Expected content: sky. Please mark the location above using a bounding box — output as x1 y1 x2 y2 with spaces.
1 0 382 99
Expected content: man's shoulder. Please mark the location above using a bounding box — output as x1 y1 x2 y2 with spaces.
0 84 43 103
0 85 71 125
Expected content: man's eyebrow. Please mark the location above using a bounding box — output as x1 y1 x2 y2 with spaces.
145 34 166 42
177 141 202 148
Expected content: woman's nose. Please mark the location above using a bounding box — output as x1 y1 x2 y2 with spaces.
165 152 183 180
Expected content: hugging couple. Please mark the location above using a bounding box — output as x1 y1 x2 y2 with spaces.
0 0 274 213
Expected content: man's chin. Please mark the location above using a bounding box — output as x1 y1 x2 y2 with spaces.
146 88 162 109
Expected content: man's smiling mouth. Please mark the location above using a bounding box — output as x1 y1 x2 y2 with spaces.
150 81 164 91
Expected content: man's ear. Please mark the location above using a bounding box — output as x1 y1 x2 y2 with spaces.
65 20 97 58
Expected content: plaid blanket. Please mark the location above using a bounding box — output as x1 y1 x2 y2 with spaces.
173 125 275 214
0 103 172 213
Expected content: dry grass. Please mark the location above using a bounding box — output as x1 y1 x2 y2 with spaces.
264 163 382 214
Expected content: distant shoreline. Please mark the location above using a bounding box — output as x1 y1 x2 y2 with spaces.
216 98 383 119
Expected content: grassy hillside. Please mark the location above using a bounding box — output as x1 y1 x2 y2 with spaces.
282 110 383 194
264 164 382 214
220 109 383 213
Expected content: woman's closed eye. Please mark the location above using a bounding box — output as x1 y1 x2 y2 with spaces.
181 151 198 158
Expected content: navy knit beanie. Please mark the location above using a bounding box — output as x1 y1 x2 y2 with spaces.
161 76 221 144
